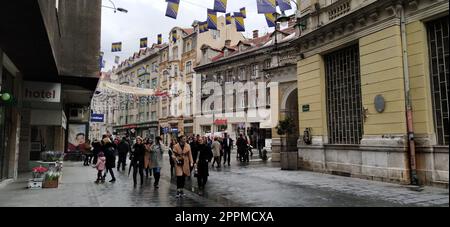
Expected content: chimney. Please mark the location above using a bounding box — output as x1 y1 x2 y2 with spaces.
225 39 231 47
253 30 259 39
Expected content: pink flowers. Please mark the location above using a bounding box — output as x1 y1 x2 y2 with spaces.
32 166 48 173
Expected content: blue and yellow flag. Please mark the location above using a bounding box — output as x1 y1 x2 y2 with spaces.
226 13 232 25
265 13 276 27
207 9 218 30
157 34 162 44
165 0 180 19
213 0 227 13
172 30 177 43
140 37 148 48
200 21 210 33
111 42 122 52
256 0 276 14
240 7 247 18
234 12 245 32
276 0 292 11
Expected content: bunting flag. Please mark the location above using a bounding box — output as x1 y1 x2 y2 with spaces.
207 9 218 30
265 13 276 27
256 0 276 14
111 42 122 52
199 21 209 33
234 12 245 32
140 37 148 48
115 56 120 64
165 0 180 19
240 7 247 18
225 13 232 25
276 0 292 11
213 0 227 13
157 34 163 44
172 30 177 43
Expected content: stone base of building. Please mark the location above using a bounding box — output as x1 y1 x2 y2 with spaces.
297 136 449 187
416 146 449 188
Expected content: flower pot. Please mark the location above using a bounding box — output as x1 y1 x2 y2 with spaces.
43 180 59 188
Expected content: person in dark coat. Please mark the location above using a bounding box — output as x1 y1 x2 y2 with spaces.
222 133 233 166
168 140 176 177
195 136 213 195
236 134 248 162
189 135 199 176
117 137 130 171
102 137 116 182
131 136 145 187
91 139 102 165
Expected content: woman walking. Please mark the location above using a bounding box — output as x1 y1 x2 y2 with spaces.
195 137 213 195
102 137 116 183
144 138 152 179
131 136 146 187
172 135 193 198
149 136 165 188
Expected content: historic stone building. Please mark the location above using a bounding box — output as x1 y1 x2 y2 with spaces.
294 0 448 186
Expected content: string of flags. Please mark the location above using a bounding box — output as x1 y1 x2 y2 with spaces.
108 0 296 63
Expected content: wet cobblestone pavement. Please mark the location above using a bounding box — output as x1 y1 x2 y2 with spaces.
0 153 448 207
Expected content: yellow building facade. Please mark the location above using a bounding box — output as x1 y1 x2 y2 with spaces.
295 0 448 186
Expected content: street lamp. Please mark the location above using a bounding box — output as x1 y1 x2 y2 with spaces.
276 0 299 24
102 0 128 13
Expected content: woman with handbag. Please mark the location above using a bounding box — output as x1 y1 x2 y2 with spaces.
195 136 213 195
172 135 193 198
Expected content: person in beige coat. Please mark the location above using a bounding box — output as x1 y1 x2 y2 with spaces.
172 135 193 198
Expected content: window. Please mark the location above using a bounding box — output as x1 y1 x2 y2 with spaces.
163 70 169 81
264 59 271 69
251 64 259 79
172 47 178 60
151 78 158 89
266 88 271 107
325 44 363 145
427 17 449 145
139 113 144 122
174 65 179 77
185 41 192 52
212 30 221 39
162 107 167 117
238 67 246 81
185 61 192 74
152 62 158 72
151 111 157 121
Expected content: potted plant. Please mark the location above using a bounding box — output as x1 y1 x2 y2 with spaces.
43 171 60 188
276 117 298 170
32 166 48 181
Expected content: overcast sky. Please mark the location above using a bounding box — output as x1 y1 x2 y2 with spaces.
101 0 297 71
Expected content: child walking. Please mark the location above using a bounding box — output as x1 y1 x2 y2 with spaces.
95 152 106 184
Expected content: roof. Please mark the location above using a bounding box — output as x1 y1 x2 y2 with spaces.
209 26 296 63
182 28 194 36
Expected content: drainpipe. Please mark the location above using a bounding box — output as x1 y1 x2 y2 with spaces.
398 2 418 185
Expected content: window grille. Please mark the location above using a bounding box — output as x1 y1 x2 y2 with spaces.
427 17 449 145
325 44 363 144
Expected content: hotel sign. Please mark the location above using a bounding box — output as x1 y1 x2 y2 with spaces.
23 82 61 103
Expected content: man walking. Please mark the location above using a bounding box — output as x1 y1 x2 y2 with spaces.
117 137 130 171
222 133 233 166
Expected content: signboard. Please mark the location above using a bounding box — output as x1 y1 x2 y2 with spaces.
214 119 228 125
302 104 310 112
90 114 105 123
23 82 61 103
